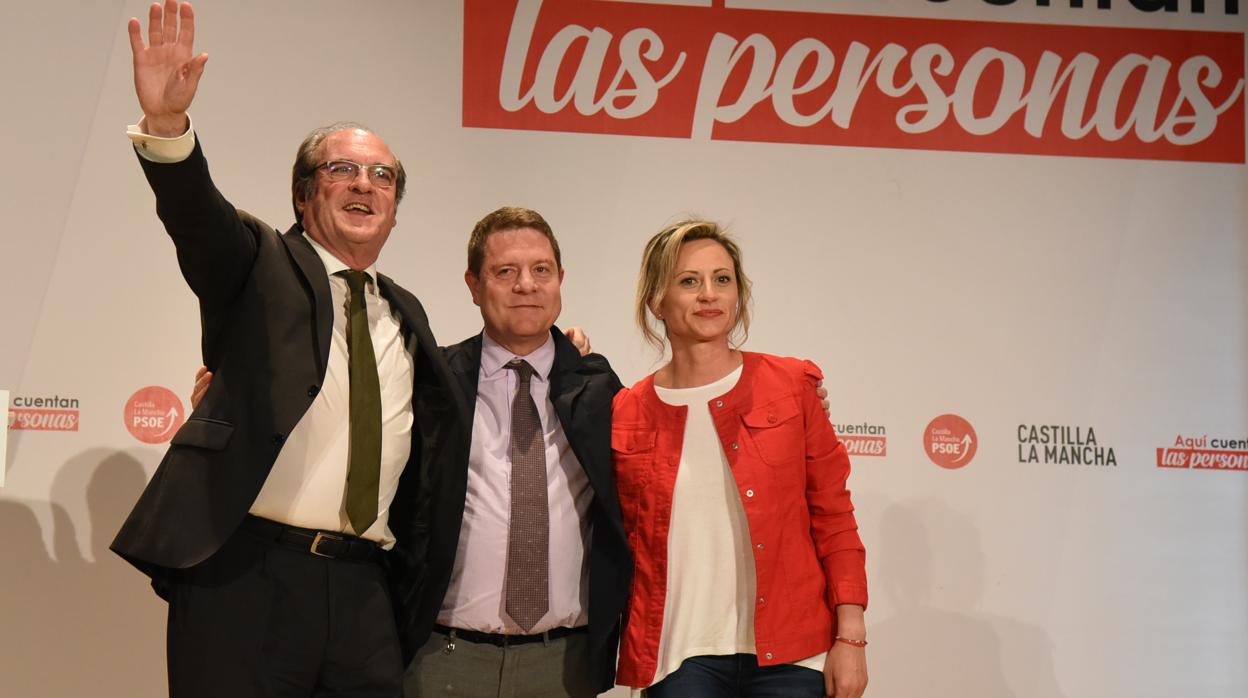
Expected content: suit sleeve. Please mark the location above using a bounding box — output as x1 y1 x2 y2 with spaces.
799 360 869 611
582 352 625 395
136 136 260 312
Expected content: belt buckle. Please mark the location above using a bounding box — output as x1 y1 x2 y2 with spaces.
310 531 343 558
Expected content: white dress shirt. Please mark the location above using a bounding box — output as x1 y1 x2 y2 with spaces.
249 239 414 547
438 332 592 633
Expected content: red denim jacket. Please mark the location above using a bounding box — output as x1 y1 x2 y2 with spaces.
610 352 868 687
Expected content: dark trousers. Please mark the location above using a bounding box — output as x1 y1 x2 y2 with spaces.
166 524 402 698
647 654 824 698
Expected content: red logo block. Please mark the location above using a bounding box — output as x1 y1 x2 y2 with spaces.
1157 447 1248 471
464 0 1245 162
9 408 79 431
124 386 185 444
924 414 978 469
842 435 887 457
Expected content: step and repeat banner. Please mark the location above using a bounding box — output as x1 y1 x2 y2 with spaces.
1 1 1244 696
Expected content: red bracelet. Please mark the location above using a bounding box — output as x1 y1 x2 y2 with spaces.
835 636 868 648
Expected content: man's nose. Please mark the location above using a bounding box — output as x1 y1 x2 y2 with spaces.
513 269 537 291
349 168 374 192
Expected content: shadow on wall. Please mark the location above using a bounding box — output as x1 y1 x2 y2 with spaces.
866 499 1066 698
0 448 166 697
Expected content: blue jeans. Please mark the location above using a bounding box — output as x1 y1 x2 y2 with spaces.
647 654 824 698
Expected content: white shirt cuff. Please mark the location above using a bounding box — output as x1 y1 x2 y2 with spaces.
127 115 196 163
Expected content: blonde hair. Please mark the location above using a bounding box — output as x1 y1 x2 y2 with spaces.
634 219 753 350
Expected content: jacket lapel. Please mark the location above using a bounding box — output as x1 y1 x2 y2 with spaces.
447 333 484 405
548 327 601 491
281 226 333 376
376 273 422 361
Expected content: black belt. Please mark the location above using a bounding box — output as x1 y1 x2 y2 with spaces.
434 624 587 647
242 515 384 563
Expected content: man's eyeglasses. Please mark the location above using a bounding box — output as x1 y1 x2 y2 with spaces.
317 160 398 188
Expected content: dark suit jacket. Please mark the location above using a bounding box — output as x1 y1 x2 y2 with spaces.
110 139 469 641
409 328 632 693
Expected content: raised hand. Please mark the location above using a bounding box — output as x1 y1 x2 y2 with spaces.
127 0 208 136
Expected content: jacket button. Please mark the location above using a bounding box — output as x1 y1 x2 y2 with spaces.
715 400 724 408
767 413 777 424
731 442 739 450
756 543 764 550
765 652 773 660
758 596 765 605
745 489 755 498
307 385 320 398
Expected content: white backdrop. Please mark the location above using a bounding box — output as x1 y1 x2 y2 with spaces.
2 1 1245 696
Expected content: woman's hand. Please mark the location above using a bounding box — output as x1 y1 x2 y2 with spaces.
824 640 868 697
825 604 868 697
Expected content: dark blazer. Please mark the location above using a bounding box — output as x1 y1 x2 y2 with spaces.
110 139 469 638
409 328 632 693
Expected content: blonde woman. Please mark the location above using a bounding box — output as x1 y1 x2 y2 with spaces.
611 221 868 698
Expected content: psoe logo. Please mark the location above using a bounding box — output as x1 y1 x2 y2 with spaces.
924 414 977 469
9 395 81 432
124 386 184 445
834 422 887 457
1157 434 1248 471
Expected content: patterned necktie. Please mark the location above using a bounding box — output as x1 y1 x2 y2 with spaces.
337 270 382 536
504 359 550 632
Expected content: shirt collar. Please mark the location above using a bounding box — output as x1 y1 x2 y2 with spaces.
480 331 555 383
306 234 380 294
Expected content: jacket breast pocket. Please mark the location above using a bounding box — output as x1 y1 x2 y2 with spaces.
611 428 656 532
169 417 234 450
741 397 803 468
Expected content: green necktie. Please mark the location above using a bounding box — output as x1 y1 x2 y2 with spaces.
337 270 382 535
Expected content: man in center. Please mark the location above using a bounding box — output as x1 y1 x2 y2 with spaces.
405 207 631 697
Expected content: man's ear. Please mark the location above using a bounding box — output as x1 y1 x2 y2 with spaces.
464 269 482 307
